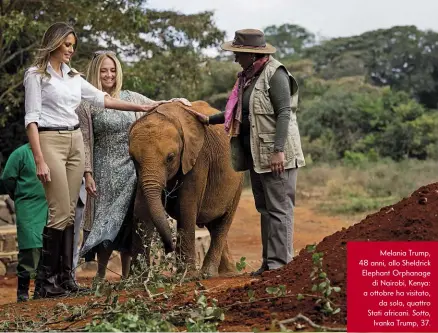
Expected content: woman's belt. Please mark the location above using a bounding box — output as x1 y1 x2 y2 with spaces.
38 124 80 132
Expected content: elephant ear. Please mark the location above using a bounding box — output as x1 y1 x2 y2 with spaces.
173 104 206 175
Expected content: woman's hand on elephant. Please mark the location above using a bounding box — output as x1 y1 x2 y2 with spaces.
270 151 285 176
85 173 97 198
170 97 192 107
155 98 191 107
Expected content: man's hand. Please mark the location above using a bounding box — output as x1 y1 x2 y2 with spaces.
270 151 285 176
196 114 209 125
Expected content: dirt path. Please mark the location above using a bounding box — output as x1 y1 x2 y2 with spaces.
0 190 357 307
227 189 355 270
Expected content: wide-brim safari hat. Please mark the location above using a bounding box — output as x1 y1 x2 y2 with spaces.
221 29 276 54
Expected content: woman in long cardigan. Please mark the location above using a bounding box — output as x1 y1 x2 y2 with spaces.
77 51 190 280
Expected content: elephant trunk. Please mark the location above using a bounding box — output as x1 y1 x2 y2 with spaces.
141 179 175 254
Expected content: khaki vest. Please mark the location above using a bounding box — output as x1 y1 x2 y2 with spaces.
230 56 306 173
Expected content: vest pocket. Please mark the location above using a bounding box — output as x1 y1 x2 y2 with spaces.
259 133 294 170
259 133 275 169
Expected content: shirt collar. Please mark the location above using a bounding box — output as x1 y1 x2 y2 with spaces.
47 61 71 78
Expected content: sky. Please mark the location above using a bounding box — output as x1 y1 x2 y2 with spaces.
148 0 438 43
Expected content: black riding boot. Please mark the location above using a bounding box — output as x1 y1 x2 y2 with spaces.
33 227 68 299
17 276 30 302
58 225 88 292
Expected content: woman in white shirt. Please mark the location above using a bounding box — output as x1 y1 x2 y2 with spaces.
24 22 159 299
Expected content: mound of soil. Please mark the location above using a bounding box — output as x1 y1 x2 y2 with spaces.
213 182 438 331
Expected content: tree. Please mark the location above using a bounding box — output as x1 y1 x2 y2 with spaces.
299 78 438 161
0 0 225 164
304 26 438 108
264 24 315 59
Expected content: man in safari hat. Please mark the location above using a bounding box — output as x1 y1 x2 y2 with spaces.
200 28 305 276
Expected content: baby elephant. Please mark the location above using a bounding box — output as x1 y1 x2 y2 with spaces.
129 101 243 276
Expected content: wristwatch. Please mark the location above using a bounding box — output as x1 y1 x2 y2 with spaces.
273 148 284 153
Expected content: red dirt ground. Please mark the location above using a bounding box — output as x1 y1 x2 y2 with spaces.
212 182 438 331
1 184 436 331
0 190 353 307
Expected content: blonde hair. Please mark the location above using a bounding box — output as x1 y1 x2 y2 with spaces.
33 22 79 77
85 52 123 98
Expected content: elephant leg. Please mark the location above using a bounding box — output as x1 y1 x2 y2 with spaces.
130 220 143 268
202 213 233 277
218 240 236 276
121 252 132 278
176 221 197 274
96 243 114 279
131 218 154 274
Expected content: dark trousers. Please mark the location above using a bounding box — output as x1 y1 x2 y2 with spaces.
250 168 297 270
17 248 41 279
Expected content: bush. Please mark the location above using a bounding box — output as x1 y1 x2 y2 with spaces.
299 81 438 163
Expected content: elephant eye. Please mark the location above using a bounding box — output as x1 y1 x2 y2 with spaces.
166 153 175 164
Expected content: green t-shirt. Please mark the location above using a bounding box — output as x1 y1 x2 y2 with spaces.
0 143 47 249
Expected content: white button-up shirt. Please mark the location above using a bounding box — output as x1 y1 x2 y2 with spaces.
24 62 106 128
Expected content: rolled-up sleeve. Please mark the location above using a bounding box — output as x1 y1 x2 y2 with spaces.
24 69 42 128
80 77 107 108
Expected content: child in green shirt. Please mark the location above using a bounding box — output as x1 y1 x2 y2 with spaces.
0 143 48 302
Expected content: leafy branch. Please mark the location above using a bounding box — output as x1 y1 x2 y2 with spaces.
297 244 341 315
235 256 247 272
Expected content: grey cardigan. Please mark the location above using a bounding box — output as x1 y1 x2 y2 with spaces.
76 90 152 231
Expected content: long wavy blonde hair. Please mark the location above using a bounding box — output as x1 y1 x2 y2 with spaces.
33 22 79 78
85 52 123 98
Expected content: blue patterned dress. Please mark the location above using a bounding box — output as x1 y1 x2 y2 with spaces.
79 90 152 255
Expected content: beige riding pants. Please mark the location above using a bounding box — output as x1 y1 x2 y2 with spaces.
39 129 85 230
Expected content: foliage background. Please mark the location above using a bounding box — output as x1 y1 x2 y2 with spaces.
1 1 438 167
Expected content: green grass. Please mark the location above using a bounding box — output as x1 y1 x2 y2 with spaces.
318 196 398 214
298 159 438 214
243 159 438 215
